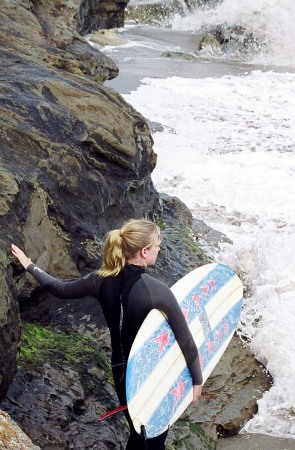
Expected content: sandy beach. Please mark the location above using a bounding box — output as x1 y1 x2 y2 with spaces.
217 433 295 450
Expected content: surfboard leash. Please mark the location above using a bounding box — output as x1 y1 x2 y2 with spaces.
98 405 128 421
99 408 149 447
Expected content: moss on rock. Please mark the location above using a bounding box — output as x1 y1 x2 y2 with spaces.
19 322 98 368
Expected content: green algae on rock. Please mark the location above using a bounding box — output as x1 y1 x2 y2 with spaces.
19 323 98 368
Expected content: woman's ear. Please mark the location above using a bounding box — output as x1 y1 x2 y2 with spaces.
140 247 148 259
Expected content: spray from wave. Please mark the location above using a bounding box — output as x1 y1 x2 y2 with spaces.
170 0 295 67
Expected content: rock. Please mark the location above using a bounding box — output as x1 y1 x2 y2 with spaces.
0 410 40 450
29 0 82 47
153 194 211 286
161 50 196 60
126 0 188 25
126 0 219 25
0 0 156 403
88 29 128 47
0 251 21 401
199 25 263 56
193 219 232 253
199 34 222 53
0 0 118 82
79 0 129 33
188 335 271 436
1 326 128 449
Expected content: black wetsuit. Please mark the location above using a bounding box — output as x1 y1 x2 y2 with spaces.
27 263 203 450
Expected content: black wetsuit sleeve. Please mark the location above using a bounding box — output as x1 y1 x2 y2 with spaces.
26 264 103 299
142 274 203 385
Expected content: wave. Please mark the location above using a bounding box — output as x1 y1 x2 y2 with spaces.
170 0 295 68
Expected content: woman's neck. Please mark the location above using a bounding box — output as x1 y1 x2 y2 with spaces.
127 252 147 267
127 258 147 267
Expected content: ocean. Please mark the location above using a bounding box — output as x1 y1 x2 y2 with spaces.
91 0 295 440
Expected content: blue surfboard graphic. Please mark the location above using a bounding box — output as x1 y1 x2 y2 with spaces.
126 264 237 401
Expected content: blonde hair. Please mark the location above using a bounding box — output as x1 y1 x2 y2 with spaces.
98 219 161 277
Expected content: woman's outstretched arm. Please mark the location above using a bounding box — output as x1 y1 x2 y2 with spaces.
11 244 103 299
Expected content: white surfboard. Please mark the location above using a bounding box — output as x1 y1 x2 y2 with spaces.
126 262 243 438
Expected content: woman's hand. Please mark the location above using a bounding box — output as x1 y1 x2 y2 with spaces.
192 384 202 403
11 244 32 269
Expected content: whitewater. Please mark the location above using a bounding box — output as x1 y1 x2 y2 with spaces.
98 0 295 440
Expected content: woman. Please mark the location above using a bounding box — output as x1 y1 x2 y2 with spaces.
12 219 202 450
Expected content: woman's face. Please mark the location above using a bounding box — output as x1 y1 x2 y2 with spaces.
144 235 161 266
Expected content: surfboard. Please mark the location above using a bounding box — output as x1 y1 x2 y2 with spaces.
125 262 243 438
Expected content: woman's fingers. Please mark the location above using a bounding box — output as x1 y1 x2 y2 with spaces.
11 244 32 269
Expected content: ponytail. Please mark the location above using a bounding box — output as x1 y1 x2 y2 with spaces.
98 229 126 277
98 219 161 278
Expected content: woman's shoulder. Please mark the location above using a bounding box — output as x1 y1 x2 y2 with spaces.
141 272 171 291
82 271 105 287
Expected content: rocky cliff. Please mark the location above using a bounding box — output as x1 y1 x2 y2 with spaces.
0 0 153 401
0 1 271 449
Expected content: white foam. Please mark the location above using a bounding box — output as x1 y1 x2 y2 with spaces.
123 69 295 438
